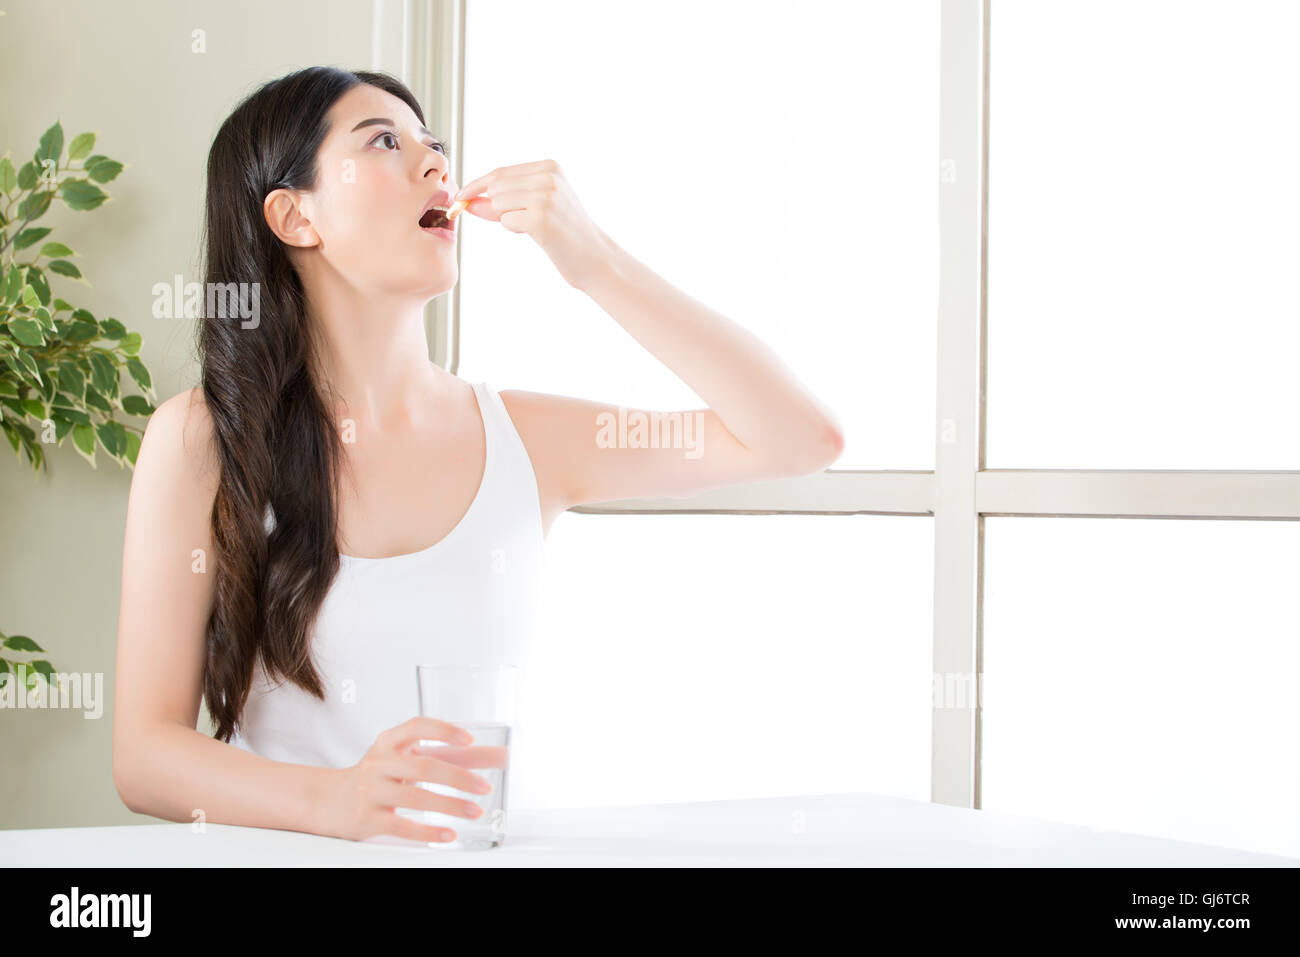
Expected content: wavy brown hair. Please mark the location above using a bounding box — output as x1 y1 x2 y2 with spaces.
197 67 428 743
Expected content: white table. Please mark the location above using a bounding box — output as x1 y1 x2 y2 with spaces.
2 792 1295 867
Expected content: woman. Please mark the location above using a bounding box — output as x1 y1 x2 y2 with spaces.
112 66 843 845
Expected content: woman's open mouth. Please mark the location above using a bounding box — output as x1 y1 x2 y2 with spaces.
418 205 456 240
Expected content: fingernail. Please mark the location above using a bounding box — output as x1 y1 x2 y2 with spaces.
465 802 483 818
474 777 492 793
457 730 474 745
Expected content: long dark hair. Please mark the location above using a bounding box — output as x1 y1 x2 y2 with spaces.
197 67 428 743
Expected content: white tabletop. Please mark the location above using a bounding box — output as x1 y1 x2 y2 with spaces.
2 792 1295 867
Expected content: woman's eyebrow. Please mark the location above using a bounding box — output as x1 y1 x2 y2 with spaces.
349 117 436 139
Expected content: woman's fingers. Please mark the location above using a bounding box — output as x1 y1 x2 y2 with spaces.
391 750 493 794
428 744 510 771
375 778 485 820
380 715 474 754
459 193 501 221
458 184 547 222
456 159 560 202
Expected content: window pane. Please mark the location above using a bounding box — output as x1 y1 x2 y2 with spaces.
459 0 938 469
982 517 1300 859
507 514 934 810
988 0 1300 469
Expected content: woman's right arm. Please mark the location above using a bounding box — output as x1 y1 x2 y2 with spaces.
111 387 342 834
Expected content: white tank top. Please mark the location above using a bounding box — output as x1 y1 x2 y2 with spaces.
228 380 546 768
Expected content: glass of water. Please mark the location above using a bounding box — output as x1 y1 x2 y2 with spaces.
413 664 520 850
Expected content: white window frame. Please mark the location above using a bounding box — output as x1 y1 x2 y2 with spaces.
379 0 1300 812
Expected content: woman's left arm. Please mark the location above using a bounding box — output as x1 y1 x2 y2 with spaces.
455 160 845 508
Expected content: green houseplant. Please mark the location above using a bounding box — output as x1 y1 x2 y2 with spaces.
0 120 157 694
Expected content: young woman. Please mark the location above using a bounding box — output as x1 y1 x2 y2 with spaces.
112 66 843 845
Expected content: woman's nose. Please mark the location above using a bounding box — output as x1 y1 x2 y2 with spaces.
423 152 449 182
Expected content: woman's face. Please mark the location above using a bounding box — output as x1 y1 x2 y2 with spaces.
278 83 459 299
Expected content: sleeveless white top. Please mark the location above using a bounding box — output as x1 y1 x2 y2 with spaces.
228 381 546 769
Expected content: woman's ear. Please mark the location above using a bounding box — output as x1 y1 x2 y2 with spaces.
263 188 320 248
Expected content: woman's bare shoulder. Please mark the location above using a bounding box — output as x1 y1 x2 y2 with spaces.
135 386 221 500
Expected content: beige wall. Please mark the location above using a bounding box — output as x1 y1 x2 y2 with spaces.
0 0 378 829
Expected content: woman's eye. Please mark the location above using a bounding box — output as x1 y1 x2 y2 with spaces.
371 130 447 155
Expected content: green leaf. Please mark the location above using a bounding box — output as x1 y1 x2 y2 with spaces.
68 131 96 161
14 349 41 383
98 317 126 339
12 226 52 250
0 379 18 397
58 178 107 211
57 361 85 398
124 427 142 466
126 356 152 393
119 332 141 355
50 413 74 442
47 259 82 279
63 319 99 342
20 284 40 308
6 317 44 346
18 189 54 221
33 360 56 402
26 439 45 472
38 241 74 258
2 634 44 652
51 298 73 312
20 397 45 419
2 266 23 304
1 419 20 454
9 419 34 446
16 160 37 190
71 422 95 464
36 121 64 164
88 351 117 395
110 420 128 461
95 419 121 457
121 394 153 416
50 397 90 426
84 386 112 411
25 266 51 306
28 660 56 684
0 156 15 192
85 158 123 184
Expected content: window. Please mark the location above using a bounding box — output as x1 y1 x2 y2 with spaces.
987 0 1300 469
982 517 1300 859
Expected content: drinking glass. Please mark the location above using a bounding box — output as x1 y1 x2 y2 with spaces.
413 664 520 850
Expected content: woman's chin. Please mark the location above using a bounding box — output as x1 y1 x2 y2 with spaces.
403 264 457 298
